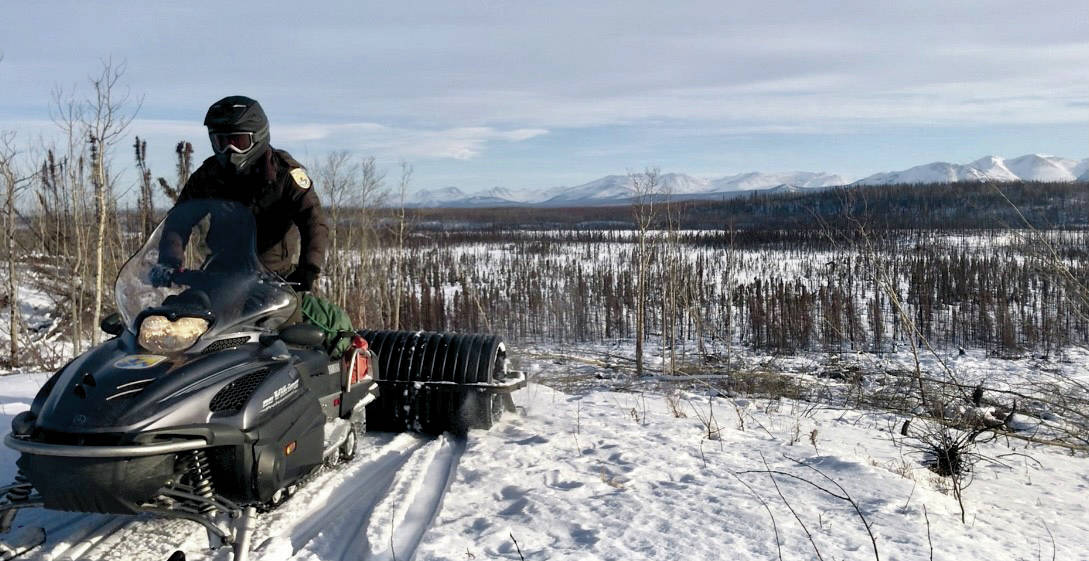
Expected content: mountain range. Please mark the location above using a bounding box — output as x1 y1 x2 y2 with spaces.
854 154 1087 186
405 154 1088 208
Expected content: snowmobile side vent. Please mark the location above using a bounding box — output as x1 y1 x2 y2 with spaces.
209 368 272 413
201 336 251 354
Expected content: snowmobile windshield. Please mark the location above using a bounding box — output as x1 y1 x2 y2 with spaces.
115 199 297 341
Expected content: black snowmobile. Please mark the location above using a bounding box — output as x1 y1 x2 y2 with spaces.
0 199 524 561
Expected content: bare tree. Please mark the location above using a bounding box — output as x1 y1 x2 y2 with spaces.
133 136 156 238
630 167 660 377
391 162 413 330
0 131 28 365
157 141 193 202
47 84 92 352
314 151 358 309
661 179 681 373
353 156 387 327
83 60 139 345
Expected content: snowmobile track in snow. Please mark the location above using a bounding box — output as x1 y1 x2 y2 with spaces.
4 432 466 561
7 511 134 561
282 432 465 561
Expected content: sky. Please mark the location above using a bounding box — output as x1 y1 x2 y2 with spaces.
0 0 1086 198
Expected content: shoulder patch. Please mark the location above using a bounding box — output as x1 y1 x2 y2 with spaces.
290 168 311 190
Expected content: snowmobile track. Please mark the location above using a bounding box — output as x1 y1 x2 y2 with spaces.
7 511 133 561
6 432 466 561
287 434 432 554
362 434 465 561
48 516 133 560
278 432 465 561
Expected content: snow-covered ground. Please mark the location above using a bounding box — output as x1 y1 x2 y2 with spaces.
0 349 1086 560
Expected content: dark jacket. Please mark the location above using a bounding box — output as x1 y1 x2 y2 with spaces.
176 148 329 276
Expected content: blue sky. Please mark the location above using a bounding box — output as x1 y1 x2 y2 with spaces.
0 1 1085 196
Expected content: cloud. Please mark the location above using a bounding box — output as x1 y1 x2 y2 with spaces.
0 0 1084 191
0 117 547 162
2 1 1084 134
275 123 548 160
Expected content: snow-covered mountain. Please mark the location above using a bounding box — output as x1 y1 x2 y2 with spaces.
540 171 847 206
710 171 846 191
406 186 468 207
403 153 1085 207
1003 154 1084 182
543 173 715 204
407 186 533 207
967 156 1019 182
855 154 1089 186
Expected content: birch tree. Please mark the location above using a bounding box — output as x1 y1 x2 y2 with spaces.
314 151 357 309
0 132 26 365
631 167 660 377
353 156 386 327
82 60 138 345
391 162 412 330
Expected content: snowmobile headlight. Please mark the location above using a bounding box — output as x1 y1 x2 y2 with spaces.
138 315 209 353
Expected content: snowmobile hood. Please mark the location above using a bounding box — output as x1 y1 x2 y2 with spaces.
29 337 289 437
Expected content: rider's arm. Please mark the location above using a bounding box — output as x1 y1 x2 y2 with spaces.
288 168 330 275
158 163 215 267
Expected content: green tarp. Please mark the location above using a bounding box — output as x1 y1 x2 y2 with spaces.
299 293 354 357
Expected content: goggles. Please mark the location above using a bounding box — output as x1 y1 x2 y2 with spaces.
210 131 256 154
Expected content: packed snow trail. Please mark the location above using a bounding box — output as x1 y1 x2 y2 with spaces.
0 430 462 561
285 434 431 555
275 432 464 561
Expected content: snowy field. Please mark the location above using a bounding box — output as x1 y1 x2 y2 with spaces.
0 226 1087 560
0 350 1086 561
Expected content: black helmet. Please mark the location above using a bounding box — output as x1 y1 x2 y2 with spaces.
204 96 270 173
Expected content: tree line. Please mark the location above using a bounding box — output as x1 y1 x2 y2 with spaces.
1 61 1087 371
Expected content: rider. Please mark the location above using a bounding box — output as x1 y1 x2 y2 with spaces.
156 95 329 291
154 97 354 352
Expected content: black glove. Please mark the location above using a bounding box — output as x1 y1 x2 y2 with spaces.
149 264 176 287
286 263 320 292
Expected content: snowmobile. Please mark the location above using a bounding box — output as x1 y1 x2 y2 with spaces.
0 199 524 561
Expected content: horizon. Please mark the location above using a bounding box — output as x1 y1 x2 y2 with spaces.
0 1 1085 200
411 152 1087 204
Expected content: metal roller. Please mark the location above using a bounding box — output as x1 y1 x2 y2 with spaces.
359 330 511 434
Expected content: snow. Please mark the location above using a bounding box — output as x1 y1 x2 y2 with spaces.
542 172 843 205
967 156 1018 182
400 154 1084 208
0 350 1087 560
407 186 469 207
856 154 1089 186
408 186 535 208
710 171 846 191
1003 154 1080 183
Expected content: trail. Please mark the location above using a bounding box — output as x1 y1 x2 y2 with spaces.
7 375 1087 561
2 430 464 561
276 433 465 561
5 511 133 561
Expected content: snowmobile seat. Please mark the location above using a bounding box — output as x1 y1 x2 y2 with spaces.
279 324 325 347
